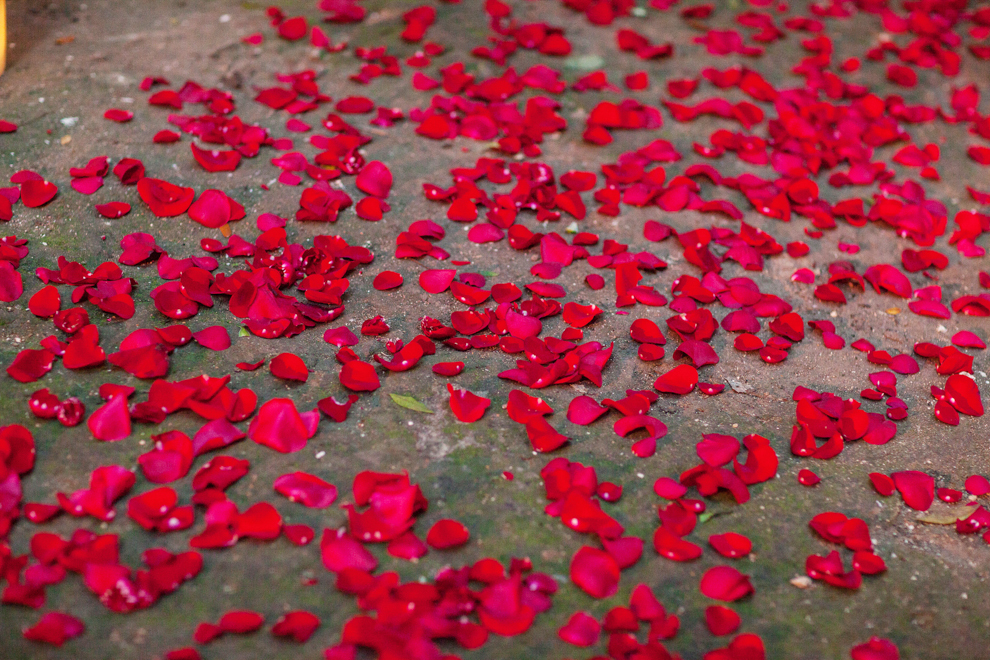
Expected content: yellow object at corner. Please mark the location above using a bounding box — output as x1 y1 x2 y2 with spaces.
0 0 6 75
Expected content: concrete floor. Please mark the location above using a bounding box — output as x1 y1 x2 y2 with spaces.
0 1 988 659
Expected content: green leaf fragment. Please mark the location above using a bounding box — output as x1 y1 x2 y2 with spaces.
564 54 604 70
390 393 433 414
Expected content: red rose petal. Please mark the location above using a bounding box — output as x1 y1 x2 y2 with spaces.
218 611 264 634
705 605 741 636
567 395 609 425
274 472 338 508
137 178 194 217
944 374 984 416
28 285 61 318
558 612 600 647
709 532 752 558
653 526 703 561
419 269 457 293
283 524 315 546
654 364 699 394
373 271 403 290
270 352 309 382
426 519 470 549
570 546 620 599
104 108 134 122
869 472 896 496
798 469 821 486
188 189 245 228
339 360 380 391
192 326 230 351
318 394 358 423
95 201 131 219
271 611 320 643
355 161 393 198
87 395 131 442
891 471 935 511
850 637 900 660
190 143 241 173
248 398 319 453
7 348 55 382
23 611 85 646
447 383 491 422
432 361 464 376
20 179 58 207
321 528 378 573
699 566 754 602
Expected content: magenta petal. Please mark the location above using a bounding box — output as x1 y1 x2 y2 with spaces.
558 612 601 647
567 396 609 425
320 528 377 573
355 161 393 198
23 611 85 646
274 472 338 508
